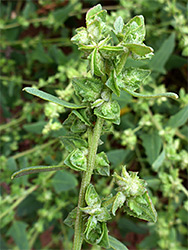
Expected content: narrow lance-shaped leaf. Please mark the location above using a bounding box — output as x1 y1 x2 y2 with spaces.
123 87 179 99
91 48 105 77
108 235 129 250
23 87 86 109
11 165 65 179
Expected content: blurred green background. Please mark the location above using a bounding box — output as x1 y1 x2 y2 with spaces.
0 0 187 249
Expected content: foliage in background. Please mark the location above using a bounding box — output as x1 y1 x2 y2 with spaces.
0 0 187 249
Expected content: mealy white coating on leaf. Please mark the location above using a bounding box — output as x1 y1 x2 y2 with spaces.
101 89 111 101
72 77 103 102
112 192 126 216
125 191 157 222
96 152 109 167
101 102 112 116
84 215 98 239
98 35 111 47
91 99 104 108
114 16 124 34
120 68 151 91
96 207 111 222
94 100 120 125
86 4 102 24
87 20 101 42
85 184 101 207
72 122 86 132
122 15 145 44
70 147 88 169
114 166 146 197
129 182 139 195
132 50 154 60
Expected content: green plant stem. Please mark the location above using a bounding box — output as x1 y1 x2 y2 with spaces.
13 138 58 160
0 115 25 131
0 75 37 85
72 117 104 250
1 37 71 47
0 185 37 220
1 6 122 30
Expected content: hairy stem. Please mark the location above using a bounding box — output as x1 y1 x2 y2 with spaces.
72 117 104 250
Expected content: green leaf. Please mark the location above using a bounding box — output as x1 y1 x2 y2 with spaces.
23 87 86 109
72 77 103 103
64 207 77 228
124 43 153 58
17 194 42 217
141 131 162 165
32 43 53 64
125 191 157 222
23 121 47 134
60 135 88 152
11 165 65 179
63 112 87 134
116 52 129 75
82 186 111 222
123 88 178 99
122 15 145 44
107 149 127 167
7 221 29 250
166 54 187 71
94 100 120 125
86 4 102 25
152 149 165 172
85 184 101 206
167 105 188 128
91 48 105 77
182 46 188 57
52 170 78 193
0 234 9 250
52 3 75 24
96 207 112 222
7 157 17 171
100 46 125 59
114 16 124 34
144 177 160 191
112 192 126 216
87 19 102 42
22 2 36 18
79 44 95 55
149 33 175 73
71 118 87 134
72 109 92 126
94 152 110 176
64 147 88 171
49 45 67 65
108 235 129 250
99 222 110 248
71 27 89 46
106 70 121 96
84 222 110 248
120 68 151 91
118 217 148 234
138 232 158 249
114 167 146 197
84 216 98 239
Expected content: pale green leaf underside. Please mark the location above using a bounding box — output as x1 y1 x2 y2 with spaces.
23 87 86 109
11 165 65 179
108 235 129 250
123 88 178 99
